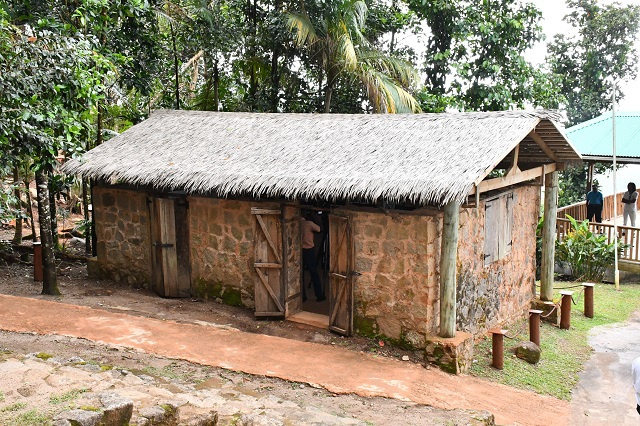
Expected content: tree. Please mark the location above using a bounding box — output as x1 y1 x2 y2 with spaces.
547 0 640 126
288 0 420 113
547 0 640 206
0 16 107 294
407 0 563 112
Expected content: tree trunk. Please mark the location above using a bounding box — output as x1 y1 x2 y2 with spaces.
24 175 37 242
213 59 220 111
323 85 333 113
269 0 282 112
82 178 91 253
170 20 180 110
48 182 58 247
12 166 23 245
35 169 60 295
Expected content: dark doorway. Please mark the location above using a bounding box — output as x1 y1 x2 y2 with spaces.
300 209 330 316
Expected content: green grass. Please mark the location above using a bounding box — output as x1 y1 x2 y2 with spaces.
11 410 51 426
35 353 53 361
49 388 89 405
470 282 640 400
1 402 27 412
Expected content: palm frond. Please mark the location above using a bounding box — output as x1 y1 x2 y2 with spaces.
287 12 318 46
358 64 421 113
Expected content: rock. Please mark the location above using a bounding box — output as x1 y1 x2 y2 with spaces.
513 341 541 364
99 392 134 425
17 384 36 397
401 355 410 361
54 409 102 426
183 410 219 426
240 413 283 426
138 401 181 426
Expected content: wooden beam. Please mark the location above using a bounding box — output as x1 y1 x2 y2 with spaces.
469 163 557 195
540 171 558 301
529 131 559 162
506 144 521 177
439 201 459 338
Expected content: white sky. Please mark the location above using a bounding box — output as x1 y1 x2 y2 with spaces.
529 0 640 112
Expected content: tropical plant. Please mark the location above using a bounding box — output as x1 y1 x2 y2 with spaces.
287 0 420 113
555 215 626 282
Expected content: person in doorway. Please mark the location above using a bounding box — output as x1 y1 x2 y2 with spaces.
633 356 640 415
586 183 604 223
622 182 638 227
301 212 326 303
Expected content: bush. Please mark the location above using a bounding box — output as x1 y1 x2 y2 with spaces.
555 215 626 282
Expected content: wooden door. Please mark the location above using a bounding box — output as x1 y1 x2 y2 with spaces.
150 197 191 298
252 208 286 317
328 214 353 336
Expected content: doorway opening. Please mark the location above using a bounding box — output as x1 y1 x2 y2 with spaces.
300 208 330 317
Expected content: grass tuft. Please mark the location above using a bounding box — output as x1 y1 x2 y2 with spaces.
49 388 89 405
470 282 640 400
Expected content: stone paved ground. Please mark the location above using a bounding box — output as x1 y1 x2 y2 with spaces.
0 331 491 425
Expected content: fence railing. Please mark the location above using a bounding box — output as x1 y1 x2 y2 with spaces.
557 192 625 222
556 217 640 262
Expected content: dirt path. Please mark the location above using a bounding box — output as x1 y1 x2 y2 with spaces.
570 310 640 425
0 294 569 425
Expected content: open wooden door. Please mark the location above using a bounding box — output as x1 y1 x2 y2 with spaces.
150 197 191 298
252 208 286 317
328 214 353 335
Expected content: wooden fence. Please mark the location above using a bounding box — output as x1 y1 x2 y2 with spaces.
556 217 640 262
557 192 625 222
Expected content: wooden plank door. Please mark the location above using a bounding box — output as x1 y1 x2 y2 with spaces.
252 208 286 317
328 214 353 336
150 197 191 298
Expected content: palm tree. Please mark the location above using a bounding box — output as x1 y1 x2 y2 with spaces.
288 0 420 113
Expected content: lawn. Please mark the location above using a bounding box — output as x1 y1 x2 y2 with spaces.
470 282 640 400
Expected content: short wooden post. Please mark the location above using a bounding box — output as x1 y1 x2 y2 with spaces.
489 329 507 370
560 290 573 330
33 242 43 282
439 201 459 338
529 309 543 347
583 283 595 318
540 171 558 301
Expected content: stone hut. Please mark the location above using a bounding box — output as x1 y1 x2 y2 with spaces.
63 110 580 372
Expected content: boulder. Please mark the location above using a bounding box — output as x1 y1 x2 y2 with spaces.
99 392 134 425
513 341 541 364
54 409 102 426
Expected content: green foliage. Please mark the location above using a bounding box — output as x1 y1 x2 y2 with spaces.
548 0 640 126
1 402 27 412
555 215 626 282
49 388 89 405
471 283 640 400
12 409 51 426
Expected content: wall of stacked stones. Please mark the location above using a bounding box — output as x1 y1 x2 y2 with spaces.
93 186 152 287
348 210 442 348
188 197 256 307
456 185 540 336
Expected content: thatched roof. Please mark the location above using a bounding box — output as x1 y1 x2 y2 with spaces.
63 110 580 206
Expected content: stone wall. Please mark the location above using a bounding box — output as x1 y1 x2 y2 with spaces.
188 197 255 307
348 210 442 348
456 185 540 335
93 186 151 286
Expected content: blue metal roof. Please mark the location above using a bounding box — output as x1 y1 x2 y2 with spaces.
565 112 640 163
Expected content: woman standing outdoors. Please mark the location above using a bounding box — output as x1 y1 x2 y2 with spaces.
622 182 638 227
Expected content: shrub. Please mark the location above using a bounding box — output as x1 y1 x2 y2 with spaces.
555 215 626 282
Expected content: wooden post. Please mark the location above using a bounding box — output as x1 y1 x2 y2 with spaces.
439 201 459 338
586 162 594 196
560 290 573 330
583 283 595 318
489 329 507 370
540 171 558 301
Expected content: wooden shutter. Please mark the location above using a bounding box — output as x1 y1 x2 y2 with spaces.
151 198 179 297
252 208 285 317
499 193 514 258
328 214 353 336
483 198 498 266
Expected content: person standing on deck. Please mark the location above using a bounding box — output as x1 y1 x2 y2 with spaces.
301 212 326 303
622 182 638 227
586 183 604 223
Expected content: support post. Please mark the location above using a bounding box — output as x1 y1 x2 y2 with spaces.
529 309 543 347
439 201 459 338
560 290 573 330
540 171 558 301
583 283 595 318
489 329 506 370
33 242 43 282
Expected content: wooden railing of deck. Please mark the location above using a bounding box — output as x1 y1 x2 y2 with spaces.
557 192 625 221
556 217 640 262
